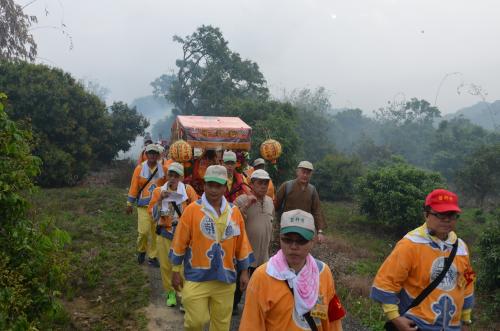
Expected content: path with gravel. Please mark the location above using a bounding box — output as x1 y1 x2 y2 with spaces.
143 239 372 331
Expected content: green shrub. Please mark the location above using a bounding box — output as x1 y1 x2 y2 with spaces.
312 153 363 201
0 93 70 330
477 220 500 291
0 61 148 187
355 160 445 233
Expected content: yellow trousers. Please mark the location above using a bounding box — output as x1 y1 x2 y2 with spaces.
182 280 236 331
157 235 184 292
137 206 157 258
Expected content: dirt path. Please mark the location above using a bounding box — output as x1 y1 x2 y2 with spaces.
143 243 371 331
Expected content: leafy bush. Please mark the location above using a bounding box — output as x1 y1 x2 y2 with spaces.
312 153 363 201
0 61 148 186
0 93 70 329
355 160 445 233
477 220 500 291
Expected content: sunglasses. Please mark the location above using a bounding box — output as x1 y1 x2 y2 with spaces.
280 236 310 246
428 211 460 221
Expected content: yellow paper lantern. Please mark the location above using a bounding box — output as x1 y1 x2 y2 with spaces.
260 139 282 164
169 140 193 162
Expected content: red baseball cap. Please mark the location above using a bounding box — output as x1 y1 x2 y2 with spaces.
425 189 461 213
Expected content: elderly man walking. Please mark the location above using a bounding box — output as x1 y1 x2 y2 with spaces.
233 169 275 314
239 209 345 331
169 165 254 331
370 189 475 331
275 161 327 243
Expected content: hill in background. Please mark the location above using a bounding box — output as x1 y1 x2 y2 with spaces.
443 100 500 131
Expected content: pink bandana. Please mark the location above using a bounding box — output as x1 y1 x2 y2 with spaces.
266 249 319 315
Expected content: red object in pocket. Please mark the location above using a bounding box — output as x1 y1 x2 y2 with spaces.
328 294 346 321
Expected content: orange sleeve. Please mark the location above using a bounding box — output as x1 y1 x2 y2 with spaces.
127 166 142 203
267 180 275 201
372 239 414 295
169 204 194 265
148 187 162 219
185 184 199 204
239 268 267 331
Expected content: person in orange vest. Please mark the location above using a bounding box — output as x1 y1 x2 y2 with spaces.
148 162 198 308
370 189 475 330
169 165 254 331
222 150 250 203
137 137 153 165
126 144 168 266
239 209 345 330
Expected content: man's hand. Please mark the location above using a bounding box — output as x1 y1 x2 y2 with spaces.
462 325 470 331
126 205 133 215
172 271 183 292
239 269 250 291
246 195 257 208
161 191 170 199
391 316 418 331
317 233 326 244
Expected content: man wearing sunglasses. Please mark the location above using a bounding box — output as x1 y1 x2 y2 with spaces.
371 189 475 331
239 209 345 330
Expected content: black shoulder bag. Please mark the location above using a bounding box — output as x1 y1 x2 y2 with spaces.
285 281 318 331
136 167 158 200
384 240 459 331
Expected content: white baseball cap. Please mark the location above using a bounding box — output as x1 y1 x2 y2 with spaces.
250 169 270 180
145 144 161 153
297 160 314 170
253 158 265 167
223 150 237 163
168 162 184 176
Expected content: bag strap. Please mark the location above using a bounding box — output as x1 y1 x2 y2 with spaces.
136 167 158 200
403 239 459 314
284 281 318 331
170 201 182 217
279 180 294 215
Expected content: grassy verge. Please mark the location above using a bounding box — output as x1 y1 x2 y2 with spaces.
323 201 498 331
29 185 149 330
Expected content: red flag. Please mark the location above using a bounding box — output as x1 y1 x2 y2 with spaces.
328 294 346 321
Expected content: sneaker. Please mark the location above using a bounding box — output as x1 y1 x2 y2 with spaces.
148 257 160 268
179 303 185 312
166 291 177 307
137 252 146 264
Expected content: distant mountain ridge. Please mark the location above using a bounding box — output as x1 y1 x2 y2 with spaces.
443 100 500 131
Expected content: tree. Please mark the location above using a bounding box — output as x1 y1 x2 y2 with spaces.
285 87 336 162
151 73 177 98
312 153 363 201
355 160 445 233
375 98 440 126
222 98 302 184
455 143 500 207
330 108 380 152
0 61 148 186
429 117 500 181
1 92 70 329
0 0 37 62
168 25 269 115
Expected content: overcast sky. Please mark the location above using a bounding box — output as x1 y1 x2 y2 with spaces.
22 0 500 114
